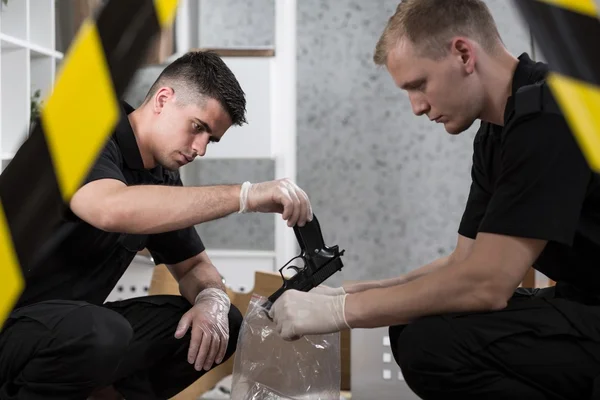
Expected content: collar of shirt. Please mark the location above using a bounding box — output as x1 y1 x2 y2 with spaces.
114 102 145 170
114 102 163 180
502 52 550 124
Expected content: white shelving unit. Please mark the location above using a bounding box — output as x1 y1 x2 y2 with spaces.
0 0 63 171
173 0 299 288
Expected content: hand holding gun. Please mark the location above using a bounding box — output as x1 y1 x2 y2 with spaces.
263 214 345 311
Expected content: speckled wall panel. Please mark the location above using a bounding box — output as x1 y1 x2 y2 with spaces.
123 65 163 107
180 159 275 250
485 0 532 56
296 0 533 286
198 0 275 48
123 66 276 251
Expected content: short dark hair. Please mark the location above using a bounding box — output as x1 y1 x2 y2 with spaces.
374 0 503 65
145 51 247 126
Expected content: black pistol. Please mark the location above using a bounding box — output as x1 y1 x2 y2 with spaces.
265 214 345 309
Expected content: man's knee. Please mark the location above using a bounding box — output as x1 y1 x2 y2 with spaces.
57 306 133 380
388 323 408 366
158 295 242 359
390 316 468 394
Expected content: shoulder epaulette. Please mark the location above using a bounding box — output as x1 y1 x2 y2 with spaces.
505 81 563 133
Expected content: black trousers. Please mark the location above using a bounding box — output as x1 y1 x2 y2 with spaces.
389 286 600 400
0 295 243 400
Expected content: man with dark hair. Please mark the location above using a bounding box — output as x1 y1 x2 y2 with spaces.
0 51 313 400
144 51 248 129
269 1 600 398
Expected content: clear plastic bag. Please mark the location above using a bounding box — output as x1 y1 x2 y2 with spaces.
231 294 341 400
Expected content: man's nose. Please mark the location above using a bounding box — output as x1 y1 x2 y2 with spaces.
193 134 210 157
409 93 430 116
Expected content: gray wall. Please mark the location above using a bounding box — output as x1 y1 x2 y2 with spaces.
198 0 274 48
296 0 532 287
179 159 275 250
124 0 534 286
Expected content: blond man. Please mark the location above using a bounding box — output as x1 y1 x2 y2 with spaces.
270 1 600 398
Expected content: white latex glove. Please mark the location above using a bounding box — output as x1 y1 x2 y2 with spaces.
238 178 313 227
310 284 346 296
268 290 350 341
175 288 230 371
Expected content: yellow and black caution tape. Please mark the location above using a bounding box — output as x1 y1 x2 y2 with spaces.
514 0 600 171
0 0 179 329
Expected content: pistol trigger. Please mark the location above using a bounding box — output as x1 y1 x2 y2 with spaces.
286 265 302 274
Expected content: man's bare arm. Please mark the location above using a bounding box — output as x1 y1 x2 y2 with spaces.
166 251 225 304
344 234 475 293
70 177 311 234
345 232 546 328
70 179 240 234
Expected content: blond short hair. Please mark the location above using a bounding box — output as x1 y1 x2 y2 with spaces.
374 0 503 65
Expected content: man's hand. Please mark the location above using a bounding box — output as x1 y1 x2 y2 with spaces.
311 283 376 295
310 284 346 296
239 178 313 227
268 290 350 341
175 288 230 371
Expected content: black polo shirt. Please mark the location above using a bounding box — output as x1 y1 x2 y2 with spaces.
458 53 600 295
15 102 205 309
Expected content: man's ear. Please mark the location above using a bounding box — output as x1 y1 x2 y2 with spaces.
153 86 175 114
451 37 476 75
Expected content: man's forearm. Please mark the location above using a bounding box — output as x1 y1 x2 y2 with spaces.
106 184 241 234
345 259 502 329
178 262 227 305
345 255 452 293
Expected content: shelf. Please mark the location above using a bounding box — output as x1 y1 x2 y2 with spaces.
29 0 54 50
30 44 62 60
190 47 276 58
0 0 27 41
1 158 11 173
31 54 53 103
1 45 29 156
0 153 17 173
0 33 63 59
55 57 62 78
0 0 59 173
0 33 27 51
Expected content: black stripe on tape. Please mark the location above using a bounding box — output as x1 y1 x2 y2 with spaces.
96 0 162 95
0 129 63 273
516 0 600 86
0 0 167 277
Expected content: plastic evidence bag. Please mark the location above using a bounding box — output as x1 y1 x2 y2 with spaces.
230 294 341 400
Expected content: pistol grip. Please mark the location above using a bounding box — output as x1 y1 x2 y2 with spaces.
267 285 287 305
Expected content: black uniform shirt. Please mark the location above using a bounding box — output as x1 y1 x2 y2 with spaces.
15 102 205 309
458 53 600 294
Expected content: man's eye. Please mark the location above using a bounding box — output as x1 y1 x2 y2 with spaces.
193 123 202 132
